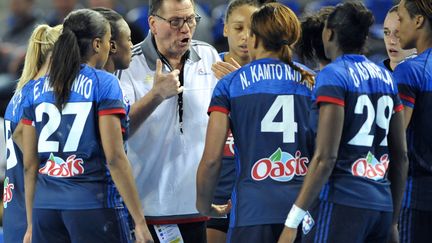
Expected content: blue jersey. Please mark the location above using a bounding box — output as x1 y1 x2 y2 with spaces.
209 58 314 227
213 51 236 205
22 64 128 210
3 80 35 243
393 48 432 211
315 54 403 212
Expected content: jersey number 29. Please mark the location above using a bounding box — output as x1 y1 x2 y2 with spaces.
349 95 393 147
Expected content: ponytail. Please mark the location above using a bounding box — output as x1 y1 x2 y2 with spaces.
280 44 315 87
17 25 62 91
49 27 81 108
48 9 108 109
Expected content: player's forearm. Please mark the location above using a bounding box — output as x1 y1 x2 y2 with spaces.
388 157 408 225
129 89 164 136
387 111 409 225
23 159 38 227
294 155 336 210
196 158 221 215
107 154 146 225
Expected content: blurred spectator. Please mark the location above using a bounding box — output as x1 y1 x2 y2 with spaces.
45 0 82 26
87 0 127 15
0 0 44 78
303 0 341 13
89 0 146 44
193 3 214 44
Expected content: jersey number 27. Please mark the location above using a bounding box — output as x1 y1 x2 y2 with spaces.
36 102 92 153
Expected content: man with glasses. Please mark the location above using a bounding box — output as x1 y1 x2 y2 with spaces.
116 0 220 242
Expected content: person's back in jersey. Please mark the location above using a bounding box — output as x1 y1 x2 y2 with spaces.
21 9 153 243
392 1 432 242
92 7 136 242
279 2 408 243
206 1 261 242
197 3 315 243
3 24 61 243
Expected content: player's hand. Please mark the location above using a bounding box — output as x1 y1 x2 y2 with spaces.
387 224 400 243
151 59 183 100
134 221 154 243
23 226 32 243
207 200 232 217
212 59 241 79
278 226 297 243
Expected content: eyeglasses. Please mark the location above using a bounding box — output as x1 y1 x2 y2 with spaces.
153 14 201 29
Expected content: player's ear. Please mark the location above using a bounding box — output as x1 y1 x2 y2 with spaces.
251 32 258 49
110 40 117 54
92 37 102 54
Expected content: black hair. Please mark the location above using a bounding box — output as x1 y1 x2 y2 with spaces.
404 0 432 30
92 7 123 41
326 1 374 53
224 0 263 23
49 9 109 108
297 6 334 64
149 0 195 15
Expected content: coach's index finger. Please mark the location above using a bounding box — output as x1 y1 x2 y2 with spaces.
155 59 163 76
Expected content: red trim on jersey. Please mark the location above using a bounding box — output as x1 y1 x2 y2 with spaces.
146 216 209 225
21 119 33 125
394 104 404 113
121 127 126 134
399 94 415 105
208 106 229 115
316 96 345 107
98 108 126 116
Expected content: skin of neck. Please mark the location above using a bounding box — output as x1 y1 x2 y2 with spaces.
103 58 116 73
34 54 52 80
415 24 432 54
252 41 280 61
390 60 399 71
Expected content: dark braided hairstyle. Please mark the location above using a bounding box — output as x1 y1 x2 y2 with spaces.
297 6 334 65
326 1 374 54
250 2 314 86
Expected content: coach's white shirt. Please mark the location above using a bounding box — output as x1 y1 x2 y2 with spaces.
117 32 220 222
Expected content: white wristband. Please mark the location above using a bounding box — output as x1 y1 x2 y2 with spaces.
285 204 307 228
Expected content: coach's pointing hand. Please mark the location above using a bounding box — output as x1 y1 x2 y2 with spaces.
152 59 183 100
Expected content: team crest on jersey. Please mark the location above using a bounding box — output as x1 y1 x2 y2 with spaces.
3 177 14 208
351 152 389 181
251 148 309 182
39 153 85 177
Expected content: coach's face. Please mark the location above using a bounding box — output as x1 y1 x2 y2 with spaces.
149 0 197 59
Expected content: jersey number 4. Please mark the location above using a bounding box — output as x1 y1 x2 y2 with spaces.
36 102 92 153
349 95 393 147
261 95 298 143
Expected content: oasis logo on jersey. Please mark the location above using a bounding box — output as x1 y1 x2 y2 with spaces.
251 148 309 182
351 152 389 181
39 153 85 177
3 177 14 208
